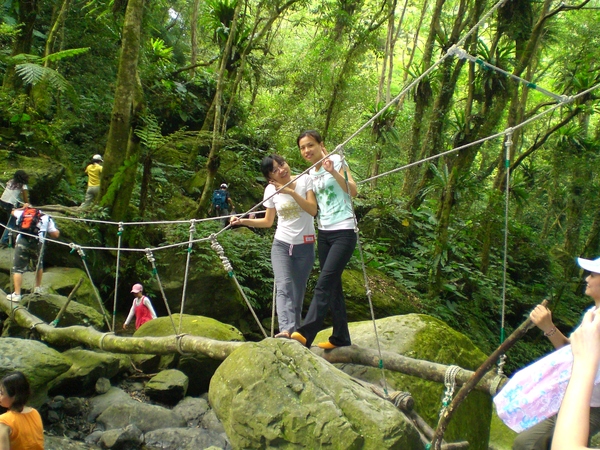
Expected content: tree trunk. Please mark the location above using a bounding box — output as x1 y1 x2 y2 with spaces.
189 0 201 76
2 0 38 90
195 0 243 218
99 0 145 218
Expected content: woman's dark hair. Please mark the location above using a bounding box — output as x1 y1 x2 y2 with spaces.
296 130 323 147
1 372 31 412
260 154 286 180
8 170 29 190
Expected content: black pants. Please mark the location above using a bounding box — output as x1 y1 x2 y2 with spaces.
297 228 357 347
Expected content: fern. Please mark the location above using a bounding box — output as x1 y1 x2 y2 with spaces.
14 63 71 93
41 47 90 63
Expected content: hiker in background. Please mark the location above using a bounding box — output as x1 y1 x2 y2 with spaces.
123 283 157 330
81 154 103 208
230 154 317 338
211 183 235 228
0 170 29 247
0 371 44 450
6 205 60 302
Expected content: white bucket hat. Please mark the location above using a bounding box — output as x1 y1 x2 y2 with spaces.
93 154 103 162
577 257 600 274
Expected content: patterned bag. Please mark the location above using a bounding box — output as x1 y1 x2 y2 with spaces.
494 344 600 432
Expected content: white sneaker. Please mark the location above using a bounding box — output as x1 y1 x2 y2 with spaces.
6 293 21 302
33 286 44 295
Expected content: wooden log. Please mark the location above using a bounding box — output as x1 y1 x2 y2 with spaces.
0 295 507 395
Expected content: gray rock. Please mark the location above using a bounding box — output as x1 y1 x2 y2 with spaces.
47 410 60 423
201 409 225 434
45 435 101 449
172 397 209 426
0 338 71 407
145 369 188 404
48 348 129 396
97 401 186 433
88 387 135 422
85 430 103 446
63 397 84 416
95 377 111 394
100 424 143 449
209 338 423 449
144 427 230 450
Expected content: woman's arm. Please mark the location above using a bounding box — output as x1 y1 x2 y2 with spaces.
123 303 136 329
552 310 600 450
270 180 318 217
230 207 276 228
21 188 28 204
0 423 11 450
144 297 158 319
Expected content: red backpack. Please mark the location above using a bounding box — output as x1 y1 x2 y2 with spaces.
17 207 43 237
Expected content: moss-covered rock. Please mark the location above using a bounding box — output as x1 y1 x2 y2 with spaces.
134 314 244 395
489 409 518 450
209 338 423 449
48 348 131 396
315 314 493 450
145 369 189 404
342 268 422 321
0 338 71 407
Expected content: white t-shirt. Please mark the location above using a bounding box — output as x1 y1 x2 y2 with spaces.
13 209 58 243
263 174 316 245
1 183 28 207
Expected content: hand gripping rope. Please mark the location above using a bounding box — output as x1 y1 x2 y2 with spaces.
209 234 268 338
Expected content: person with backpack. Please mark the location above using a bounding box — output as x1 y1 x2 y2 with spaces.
210 183 235 228
123 283 157 330
230 154 317 338
0 170 29 247
81 154 103 208
6 205 60 302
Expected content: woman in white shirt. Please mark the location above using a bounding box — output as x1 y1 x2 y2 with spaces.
230 154 317 338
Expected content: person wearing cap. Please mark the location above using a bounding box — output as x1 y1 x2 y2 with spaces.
513 256 600 450
81 154 103 208
210 183 235 228
123 283 157 330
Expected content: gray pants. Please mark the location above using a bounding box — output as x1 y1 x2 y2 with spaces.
513 407 600 449
82 185 100 208
271 239 315 333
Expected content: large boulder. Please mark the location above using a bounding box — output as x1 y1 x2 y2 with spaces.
342 268 421 321
316 314 492 450
209 338 423 449
0 338 71 407
134 314 244 395
48 348 130 396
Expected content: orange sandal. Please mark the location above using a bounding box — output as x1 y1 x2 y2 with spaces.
290 332 307 346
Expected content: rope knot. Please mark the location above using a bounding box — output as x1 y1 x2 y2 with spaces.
145 249 155 263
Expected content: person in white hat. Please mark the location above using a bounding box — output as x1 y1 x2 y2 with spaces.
513 256 600 450
123 283 157 330
81 154 103 208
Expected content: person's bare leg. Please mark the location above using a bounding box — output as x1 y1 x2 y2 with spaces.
35 268 43 289
13 273 22 295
